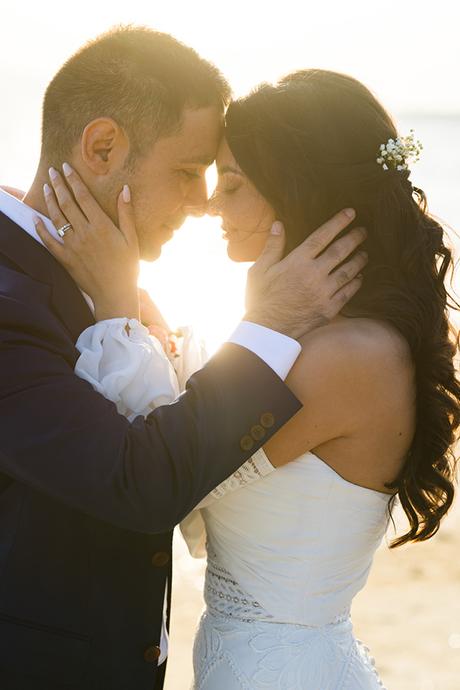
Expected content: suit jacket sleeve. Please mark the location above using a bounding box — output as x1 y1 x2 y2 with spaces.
0 295 301 533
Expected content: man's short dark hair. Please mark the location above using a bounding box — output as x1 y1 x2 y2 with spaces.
41 25 231 162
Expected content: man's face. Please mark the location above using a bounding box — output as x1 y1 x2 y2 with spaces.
126 106 223 261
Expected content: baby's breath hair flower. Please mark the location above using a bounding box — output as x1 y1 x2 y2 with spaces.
376 129 423 172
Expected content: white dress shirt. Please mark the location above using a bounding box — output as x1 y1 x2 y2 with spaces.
0 186 301 665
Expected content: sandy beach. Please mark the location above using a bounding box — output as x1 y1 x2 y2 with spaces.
164 497 460 690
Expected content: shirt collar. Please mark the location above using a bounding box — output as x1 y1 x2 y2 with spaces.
0 187 63 247
0 187 94 312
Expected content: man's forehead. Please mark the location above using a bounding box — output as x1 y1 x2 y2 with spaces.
154 106 223 163
177 153 216 166
167 134 222 166
175 106 223 161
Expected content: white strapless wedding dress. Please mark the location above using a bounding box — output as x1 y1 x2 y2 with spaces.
192 452 390 689
74 318 391 690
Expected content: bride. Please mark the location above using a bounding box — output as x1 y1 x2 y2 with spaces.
35 70 459 689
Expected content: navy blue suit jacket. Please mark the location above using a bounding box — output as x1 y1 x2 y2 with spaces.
0 211 301 689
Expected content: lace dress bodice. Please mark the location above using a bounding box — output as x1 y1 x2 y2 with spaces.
201 451 390 627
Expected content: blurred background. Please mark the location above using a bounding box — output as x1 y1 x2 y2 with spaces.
0 1 459 688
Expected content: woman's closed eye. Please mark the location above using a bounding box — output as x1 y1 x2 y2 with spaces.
216 185 240 195
215 171 243 195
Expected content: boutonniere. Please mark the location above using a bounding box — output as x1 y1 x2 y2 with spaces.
144 323 182 360
167 329 184 359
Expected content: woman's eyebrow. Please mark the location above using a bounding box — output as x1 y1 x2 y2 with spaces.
217 165 243 176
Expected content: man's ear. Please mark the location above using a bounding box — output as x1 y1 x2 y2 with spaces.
80 118 129 174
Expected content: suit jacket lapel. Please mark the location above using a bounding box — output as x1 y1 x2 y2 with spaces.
0 211 95 342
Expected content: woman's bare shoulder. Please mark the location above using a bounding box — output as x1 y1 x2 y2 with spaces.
298 316 412 376
265 317 415 475
287 316 415 412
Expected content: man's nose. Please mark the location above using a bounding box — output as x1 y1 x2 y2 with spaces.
183 177 209 217
184 203 207 218
206 191 221 217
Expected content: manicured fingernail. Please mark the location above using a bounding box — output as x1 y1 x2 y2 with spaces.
122 184 131 203
32 215 40 227
344 208 356 219
49 167 58 181
62 162 72 177
271 221 283 236
43 183 52 196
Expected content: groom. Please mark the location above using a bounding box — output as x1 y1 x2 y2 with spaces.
0 27 364 690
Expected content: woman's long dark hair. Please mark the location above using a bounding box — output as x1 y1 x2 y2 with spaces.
226 69 460 547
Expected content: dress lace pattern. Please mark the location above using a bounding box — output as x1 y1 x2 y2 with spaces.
196 449 274 509
193 545 387 689
204 545 273 622
193 611 387 690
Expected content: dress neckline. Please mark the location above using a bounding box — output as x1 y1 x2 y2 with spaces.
301 451 395 501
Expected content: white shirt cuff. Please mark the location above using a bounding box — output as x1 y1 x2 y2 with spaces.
228 321 301 381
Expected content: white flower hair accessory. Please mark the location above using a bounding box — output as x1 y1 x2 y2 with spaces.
376 129 423 172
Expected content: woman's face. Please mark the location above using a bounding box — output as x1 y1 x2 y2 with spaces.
208 138 276 262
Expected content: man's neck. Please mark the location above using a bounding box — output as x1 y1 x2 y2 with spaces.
23 165 54 217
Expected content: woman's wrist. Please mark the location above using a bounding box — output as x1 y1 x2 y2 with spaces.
93 288 140 322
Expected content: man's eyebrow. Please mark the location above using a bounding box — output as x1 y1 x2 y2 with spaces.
217 165 243 176
178 155 215 166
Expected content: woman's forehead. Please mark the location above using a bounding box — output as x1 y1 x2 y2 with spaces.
216 139 241 173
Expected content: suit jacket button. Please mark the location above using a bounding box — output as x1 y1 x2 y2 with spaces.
152 551 170 568
240 435 255 452
260 412 275 429
251 424 266 441
144 645 161 663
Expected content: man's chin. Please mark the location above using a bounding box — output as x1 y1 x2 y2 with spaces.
140 245 163 262
140 225 178 261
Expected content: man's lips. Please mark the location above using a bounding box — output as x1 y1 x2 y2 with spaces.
161 224 180 235
222 225 237 238
162 218 185 233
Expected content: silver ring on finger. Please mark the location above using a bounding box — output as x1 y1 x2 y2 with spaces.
57 222 73 238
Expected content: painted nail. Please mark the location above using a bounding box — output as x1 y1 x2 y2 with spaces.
32 215 40 227
48 167 58 181
271 221 283 236
62 162 72 177
43 183 52 196
122 184 131 203
344 208 356 219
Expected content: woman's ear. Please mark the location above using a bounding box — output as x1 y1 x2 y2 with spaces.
80 118 129 174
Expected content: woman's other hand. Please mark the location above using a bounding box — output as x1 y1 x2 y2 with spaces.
139 288 172 351
34 164 140 322
139 288 171 333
